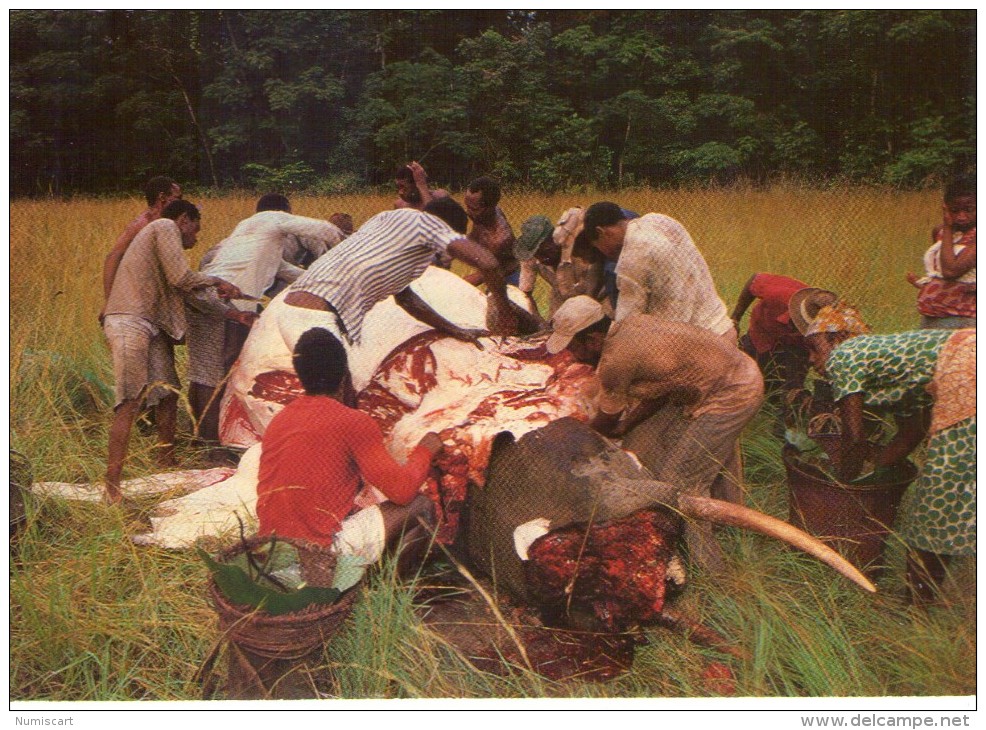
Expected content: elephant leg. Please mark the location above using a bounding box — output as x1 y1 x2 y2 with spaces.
620 403 691 478
621 405 726 575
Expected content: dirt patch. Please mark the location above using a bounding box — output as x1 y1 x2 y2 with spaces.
414 568 638 682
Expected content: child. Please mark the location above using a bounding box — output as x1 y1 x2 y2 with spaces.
906 176 976 329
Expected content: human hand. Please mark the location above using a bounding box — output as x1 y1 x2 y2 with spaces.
418 432 444 457
554 207 584 262
558 229 577 263
225 309 259 327
905 271 921 288
211 278 244 300
408 161 428 187
451 327 489 349
942 203 954 230
434 250 453 269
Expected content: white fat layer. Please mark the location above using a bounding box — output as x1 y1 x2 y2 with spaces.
387 338 558 458
132 444 263 548
31 467 234 503
222 267 535 445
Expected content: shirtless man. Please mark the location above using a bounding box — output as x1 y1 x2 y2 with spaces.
394 161 448 210
462 176 520 287
102 176 183 313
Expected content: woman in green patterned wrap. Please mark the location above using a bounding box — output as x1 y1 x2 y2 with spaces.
799 301 976 606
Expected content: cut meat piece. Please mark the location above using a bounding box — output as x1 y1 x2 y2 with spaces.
358 334 596 542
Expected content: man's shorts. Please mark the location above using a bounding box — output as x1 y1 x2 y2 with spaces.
103 314 179 408
332 504 387 563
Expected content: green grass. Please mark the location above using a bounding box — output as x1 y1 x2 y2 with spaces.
9 187 974 701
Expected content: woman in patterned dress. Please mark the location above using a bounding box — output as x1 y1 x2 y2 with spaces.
799 302 976 605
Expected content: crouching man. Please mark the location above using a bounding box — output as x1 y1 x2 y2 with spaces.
255 327 441 567
546 296 764 574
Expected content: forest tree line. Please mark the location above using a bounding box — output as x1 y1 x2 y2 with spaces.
9 9 977 196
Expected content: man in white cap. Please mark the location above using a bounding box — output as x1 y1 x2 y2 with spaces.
546 296 764 574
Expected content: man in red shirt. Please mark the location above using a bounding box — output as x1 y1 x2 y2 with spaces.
256 327 441 564
730 273 836 423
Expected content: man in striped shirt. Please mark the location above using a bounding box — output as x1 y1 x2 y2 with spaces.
284 198 520 343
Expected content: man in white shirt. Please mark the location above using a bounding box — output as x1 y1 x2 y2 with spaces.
580 201 735 343
185 194 346 446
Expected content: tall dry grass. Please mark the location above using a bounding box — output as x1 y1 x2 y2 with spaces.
10 187 973 701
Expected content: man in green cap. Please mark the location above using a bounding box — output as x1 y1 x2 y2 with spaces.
515 211 608 317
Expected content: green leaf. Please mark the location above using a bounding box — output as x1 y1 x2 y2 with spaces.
198 548 343 616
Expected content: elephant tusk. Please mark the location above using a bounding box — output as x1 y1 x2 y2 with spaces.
677 494 876 593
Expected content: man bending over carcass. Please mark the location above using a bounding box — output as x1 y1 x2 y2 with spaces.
103 200 243 504
546 296 764 574
256 327 442 567
283 198 526 346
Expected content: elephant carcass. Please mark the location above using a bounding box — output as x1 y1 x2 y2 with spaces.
219 266 539 449
129 265 593 549
467 418 876 632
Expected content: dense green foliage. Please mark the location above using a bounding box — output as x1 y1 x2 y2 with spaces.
10 10 976 194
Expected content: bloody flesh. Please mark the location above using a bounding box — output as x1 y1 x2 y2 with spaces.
357 333 595 542
525 509 681 633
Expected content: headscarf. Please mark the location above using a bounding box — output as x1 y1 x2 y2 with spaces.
803 301 871 338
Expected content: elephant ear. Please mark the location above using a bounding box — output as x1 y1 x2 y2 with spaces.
465 418 681 602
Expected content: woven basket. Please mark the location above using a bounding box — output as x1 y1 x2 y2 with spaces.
206 535 359 699
208 535 357 652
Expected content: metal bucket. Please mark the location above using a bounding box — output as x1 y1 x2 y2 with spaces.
783 446 916 578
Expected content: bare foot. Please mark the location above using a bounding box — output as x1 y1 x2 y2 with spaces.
104 486 124 506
